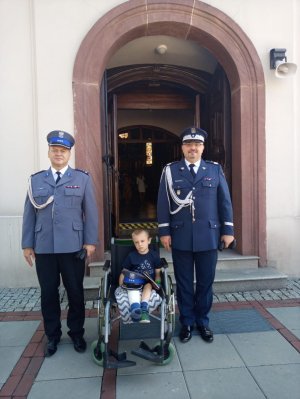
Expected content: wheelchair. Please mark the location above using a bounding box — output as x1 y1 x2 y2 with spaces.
91 237 176 369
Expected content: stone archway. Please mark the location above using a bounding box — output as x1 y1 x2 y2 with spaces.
73 0 266 265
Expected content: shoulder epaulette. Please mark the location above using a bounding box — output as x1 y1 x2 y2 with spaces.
206 160 219 165
163 161 179 172
75 168 89 175
168 161 180 166
31 170 45 177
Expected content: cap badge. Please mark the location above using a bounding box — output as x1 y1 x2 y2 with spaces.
58 131 64 138
191 128 196 134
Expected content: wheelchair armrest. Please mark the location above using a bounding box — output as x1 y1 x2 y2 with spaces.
160 257 168 268
103 259 111 271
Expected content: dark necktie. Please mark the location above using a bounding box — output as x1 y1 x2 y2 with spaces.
55 171 61 184
189 164 196 178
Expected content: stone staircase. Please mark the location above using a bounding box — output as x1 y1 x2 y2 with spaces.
83 249 288 300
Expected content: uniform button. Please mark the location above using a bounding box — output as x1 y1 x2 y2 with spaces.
192 187 195 190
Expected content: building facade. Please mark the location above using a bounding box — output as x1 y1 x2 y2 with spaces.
0 0 299 287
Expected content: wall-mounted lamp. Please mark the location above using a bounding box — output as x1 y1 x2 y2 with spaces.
270 48 297 78
155 44 167 55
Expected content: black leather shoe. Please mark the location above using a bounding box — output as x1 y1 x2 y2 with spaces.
197 325 214 342
44 338 60 357
73 336 87 353
179 325 193 343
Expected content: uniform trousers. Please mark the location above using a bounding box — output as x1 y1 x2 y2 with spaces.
35 253 85 340
172 248 218 327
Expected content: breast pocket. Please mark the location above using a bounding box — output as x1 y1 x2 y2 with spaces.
200 179 217 195
64 188 83 208
33 188 50 205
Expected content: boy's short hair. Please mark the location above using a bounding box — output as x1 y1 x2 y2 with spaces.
131 229 150 238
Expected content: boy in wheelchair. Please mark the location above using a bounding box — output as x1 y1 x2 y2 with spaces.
92 231 176 367
118 229 162 323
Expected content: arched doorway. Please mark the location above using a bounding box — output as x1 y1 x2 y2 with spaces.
105 61 218 242
73 0 266 265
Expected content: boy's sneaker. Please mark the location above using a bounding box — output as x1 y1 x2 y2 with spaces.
130 306 142 322
140 311 150 323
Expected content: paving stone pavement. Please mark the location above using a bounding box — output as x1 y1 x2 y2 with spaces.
0 279 299 312
1 281 300 399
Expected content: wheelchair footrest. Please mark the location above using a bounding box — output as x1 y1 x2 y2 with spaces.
131 341 164 364
104 350 136 369
131 347 164 363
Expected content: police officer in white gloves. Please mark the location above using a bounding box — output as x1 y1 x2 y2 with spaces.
157 127 234 343
22 130 99 357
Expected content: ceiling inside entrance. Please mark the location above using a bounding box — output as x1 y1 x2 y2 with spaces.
107 35 217 73
106 36 220 136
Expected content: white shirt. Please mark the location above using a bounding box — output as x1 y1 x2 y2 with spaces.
185 159 201 175
51 165 68 182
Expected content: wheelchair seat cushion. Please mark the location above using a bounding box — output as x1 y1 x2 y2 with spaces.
115 286 162 324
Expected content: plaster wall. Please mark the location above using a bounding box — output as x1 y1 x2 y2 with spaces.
206 1 300 274
0 0 299 286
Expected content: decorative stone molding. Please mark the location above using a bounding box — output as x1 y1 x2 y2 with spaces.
73 0 266 265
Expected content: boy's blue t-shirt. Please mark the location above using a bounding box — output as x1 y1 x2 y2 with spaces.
122 249 161 279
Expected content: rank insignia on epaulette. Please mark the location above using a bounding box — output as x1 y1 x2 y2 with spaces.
206 160 219 165
75 168 89 175
167 161 179 166
31 170 45 177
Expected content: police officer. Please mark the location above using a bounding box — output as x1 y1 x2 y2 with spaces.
157 127 234 343
22 130 99 357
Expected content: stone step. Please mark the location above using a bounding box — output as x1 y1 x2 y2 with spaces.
84 267 288 300
83 276 100 301
213 267 287 293
88 249 259 277
86 249 285 299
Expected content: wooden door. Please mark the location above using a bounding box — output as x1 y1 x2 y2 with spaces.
206 66 232 189
106 94 120 237
102 80 120 241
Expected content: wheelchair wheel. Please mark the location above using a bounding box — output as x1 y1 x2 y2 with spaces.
153 341 175 366
97 276 109 336
91 340 105 367
166 276 176 333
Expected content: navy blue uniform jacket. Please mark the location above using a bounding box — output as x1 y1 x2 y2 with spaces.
157 159 234 252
